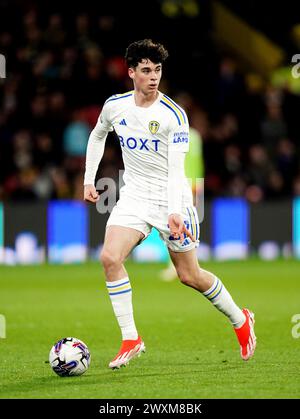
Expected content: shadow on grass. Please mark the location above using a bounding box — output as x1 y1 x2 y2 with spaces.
1 362 247 399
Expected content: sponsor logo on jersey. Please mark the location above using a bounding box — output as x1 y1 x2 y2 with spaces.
173 131 189 143
119 119 127 125
149 121 160 134
118 135 160 152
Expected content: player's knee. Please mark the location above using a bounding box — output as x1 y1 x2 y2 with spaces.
100 249 122 270
177 268 195 287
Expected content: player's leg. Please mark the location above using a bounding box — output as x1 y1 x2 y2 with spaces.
100 225 147 369
168 247 243 315
168 248 256 360
101 225 143 281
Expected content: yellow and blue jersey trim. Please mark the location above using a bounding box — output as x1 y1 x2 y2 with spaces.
104 91 134 105
160 94 187 126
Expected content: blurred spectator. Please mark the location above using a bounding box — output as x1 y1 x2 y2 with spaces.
50 167 72 199
43 14 66 48
224 144 243 178
11 168 40 201
261 102 288 154
12 130 33 172
216 57 245 114
275 138 298 194
226 175 247 198
33 133 57 169
266 170 285 199
63 110 90 158
246 144 275 190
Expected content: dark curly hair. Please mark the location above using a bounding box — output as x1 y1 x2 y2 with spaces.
125 39 169 68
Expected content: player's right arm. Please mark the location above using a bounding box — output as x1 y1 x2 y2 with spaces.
83 102 113 203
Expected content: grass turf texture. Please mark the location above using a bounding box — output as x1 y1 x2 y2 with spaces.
0 259 300 399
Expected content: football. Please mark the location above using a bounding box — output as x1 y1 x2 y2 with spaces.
49 337 91 377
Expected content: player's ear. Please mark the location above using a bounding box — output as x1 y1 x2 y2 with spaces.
128 67 135 80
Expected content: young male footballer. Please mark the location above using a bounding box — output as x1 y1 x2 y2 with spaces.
83 39 256 369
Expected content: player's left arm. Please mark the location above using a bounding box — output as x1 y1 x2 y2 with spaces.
167 119 195 243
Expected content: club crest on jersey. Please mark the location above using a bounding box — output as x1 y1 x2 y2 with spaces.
149 121 160 135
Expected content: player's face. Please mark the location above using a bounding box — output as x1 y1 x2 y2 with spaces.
129 59 162 94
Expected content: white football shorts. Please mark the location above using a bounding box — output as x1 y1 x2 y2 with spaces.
106 195 200 252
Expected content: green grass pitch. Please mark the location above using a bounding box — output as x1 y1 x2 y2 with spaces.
0 259 300 399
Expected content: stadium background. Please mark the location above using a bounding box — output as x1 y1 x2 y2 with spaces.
1 0 300 400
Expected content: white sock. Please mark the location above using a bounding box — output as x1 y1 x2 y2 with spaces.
106 277 138 340
202 276 246 328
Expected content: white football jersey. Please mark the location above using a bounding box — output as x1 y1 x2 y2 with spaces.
98 90 193 206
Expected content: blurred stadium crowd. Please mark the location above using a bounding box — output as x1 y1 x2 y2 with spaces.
0 1 300 203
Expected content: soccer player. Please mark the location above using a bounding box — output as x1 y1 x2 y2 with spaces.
84 39 256 369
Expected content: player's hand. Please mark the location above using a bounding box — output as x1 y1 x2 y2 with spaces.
84 184 99 203
168 213 195 243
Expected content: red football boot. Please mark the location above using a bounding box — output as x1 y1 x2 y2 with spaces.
109 336 146 369
234 308 256 361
